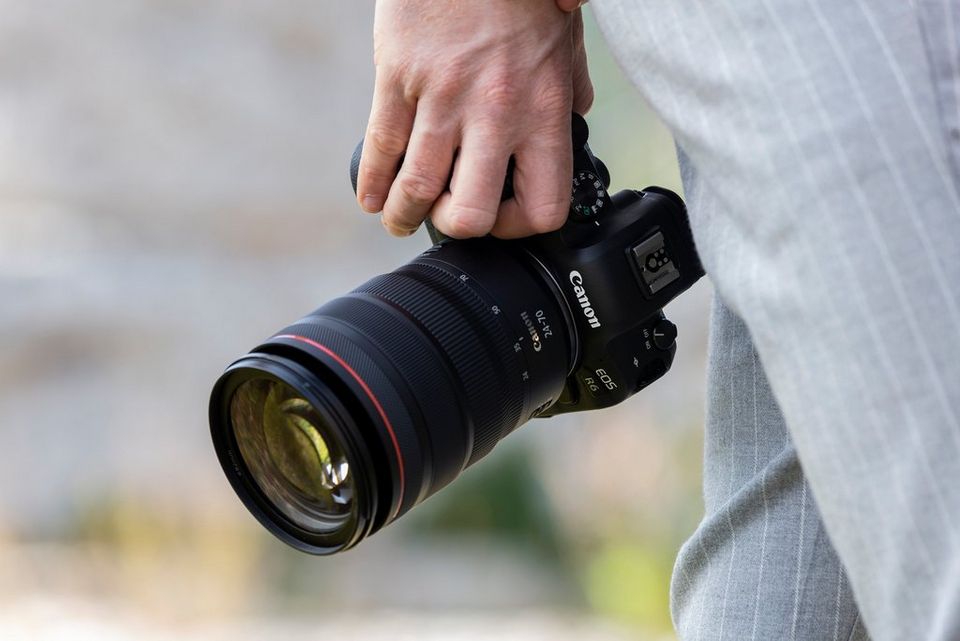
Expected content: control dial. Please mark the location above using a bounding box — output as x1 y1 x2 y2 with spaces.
652 319 678 350
570 170 608 222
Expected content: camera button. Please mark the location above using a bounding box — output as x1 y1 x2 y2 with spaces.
652 319 677 350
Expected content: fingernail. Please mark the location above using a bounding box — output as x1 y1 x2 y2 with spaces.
362 195 383 213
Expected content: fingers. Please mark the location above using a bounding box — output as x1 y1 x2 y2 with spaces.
490 122 572 239
357 76 415 214
381 110 457 236
430 127 511 238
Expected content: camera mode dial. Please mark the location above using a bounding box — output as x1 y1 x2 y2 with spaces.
570 170 608 222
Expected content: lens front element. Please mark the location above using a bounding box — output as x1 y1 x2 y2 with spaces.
230 378 356 535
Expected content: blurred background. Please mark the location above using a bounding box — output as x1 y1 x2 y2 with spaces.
0 2 713 639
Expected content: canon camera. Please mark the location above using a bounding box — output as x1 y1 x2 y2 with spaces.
209 114 704 554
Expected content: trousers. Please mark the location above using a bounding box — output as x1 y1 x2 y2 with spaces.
591 0 960 639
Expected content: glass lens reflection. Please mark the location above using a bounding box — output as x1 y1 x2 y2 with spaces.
230 377 356 534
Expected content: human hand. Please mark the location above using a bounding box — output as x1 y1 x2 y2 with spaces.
357 0 593 239
555 0 588 12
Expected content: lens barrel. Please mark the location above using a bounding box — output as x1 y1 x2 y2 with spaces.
210 238 575 554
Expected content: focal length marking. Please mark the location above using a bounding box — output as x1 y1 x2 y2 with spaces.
569 271 602 329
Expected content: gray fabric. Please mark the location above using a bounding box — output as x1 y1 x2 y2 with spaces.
673 298 869 641
590 1 960 640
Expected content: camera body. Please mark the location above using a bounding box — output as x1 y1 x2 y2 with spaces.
368 114 704 420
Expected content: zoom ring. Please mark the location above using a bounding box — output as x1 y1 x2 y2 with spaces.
354 260 525 466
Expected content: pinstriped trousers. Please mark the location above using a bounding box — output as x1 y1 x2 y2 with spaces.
591 1 960 640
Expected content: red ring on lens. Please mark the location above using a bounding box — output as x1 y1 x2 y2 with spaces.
275 334 404 519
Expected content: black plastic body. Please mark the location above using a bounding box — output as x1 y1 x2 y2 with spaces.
350 113 704 417
519 186 701 415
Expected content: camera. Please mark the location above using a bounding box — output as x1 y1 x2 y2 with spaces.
209 114 704 555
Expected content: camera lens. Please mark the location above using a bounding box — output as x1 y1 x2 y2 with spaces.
230 377 356 534
210 238 576 554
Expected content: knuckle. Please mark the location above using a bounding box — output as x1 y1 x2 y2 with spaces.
377 58 425 104
430 62 469 101
432 81 465 106
414 128 451 154
399 165 446 205
376 55 410 83
442 206 495 238
368 125 408 157
360 162 396 187
481 75 522 112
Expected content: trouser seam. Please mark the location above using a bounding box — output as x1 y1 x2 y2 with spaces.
844 612 862 641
